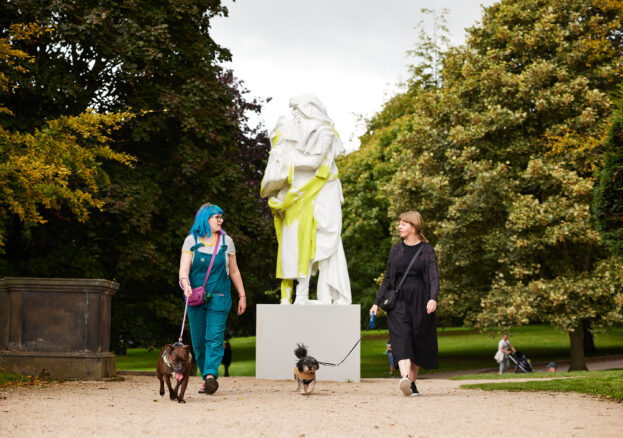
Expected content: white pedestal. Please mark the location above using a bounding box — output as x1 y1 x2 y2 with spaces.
256 304 360 382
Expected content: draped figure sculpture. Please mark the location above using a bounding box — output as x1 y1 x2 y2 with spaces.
260 94 351 305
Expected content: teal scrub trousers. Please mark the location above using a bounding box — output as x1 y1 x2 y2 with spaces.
187 235 232 379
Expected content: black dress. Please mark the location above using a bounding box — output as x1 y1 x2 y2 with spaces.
385 241 439 369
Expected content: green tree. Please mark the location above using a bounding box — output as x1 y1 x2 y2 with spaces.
339 91 410 325
460 0 623 370
0 1 274 348
340 8 452 325
594 85 623 260
346 0 623 369
406 8 451 89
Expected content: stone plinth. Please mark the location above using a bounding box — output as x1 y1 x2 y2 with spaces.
0 277 118 378
256 304 360 382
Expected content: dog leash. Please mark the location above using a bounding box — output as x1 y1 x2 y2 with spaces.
176 298 189 346
317 312 376 367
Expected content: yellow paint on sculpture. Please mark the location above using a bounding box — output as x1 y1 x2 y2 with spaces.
268 163 332 284
271 131 282 148
280 279 293 303
287 162 294 185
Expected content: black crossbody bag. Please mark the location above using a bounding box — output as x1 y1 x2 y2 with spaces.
380 245 424 312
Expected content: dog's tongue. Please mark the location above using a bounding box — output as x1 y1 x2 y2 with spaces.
175 372 184 382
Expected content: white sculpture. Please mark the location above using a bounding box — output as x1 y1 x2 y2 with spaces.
261 94 351 305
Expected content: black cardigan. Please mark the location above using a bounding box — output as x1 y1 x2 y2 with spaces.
374 242 440 306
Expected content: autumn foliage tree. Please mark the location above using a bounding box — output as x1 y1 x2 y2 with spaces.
0 1 274 348
0 23 133 248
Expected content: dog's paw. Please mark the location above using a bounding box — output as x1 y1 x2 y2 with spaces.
177 399 186 404
159 389 164 396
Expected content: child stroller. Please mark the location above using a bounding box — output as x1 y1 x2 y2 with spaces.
509 350 534 373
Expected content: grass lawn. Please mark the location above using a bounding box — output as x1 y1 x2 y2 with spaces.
116 324 623 378
0 372 62 388
361 324 623 377
0 372 27 386
459 369 623 402
115 336 256 377
451 370 620 380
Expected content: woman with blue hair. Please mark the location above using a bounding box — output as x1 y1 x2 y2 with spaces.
179 203 247 394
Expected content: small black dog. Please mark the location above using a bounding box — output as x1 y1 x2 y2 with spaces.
293 343 319 396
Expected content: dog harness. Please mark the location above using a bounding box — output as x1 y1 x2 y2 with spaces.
162 350 192 370
293 366 316 384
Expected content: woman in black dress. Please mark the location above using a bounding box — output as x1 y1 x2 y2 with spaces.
369 211 439 396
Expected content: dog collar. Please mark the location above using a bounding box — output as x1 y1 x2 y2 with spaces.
293 366 316 382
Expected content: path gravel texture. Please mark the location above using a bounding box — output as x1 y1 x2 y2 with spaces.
1 374 622 438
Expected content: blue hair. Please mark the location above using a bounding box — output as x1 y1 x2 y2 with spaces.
189 203 224 240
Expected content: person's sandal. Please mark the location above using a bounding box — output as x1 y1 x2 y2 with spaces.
197 382 206 394
204 377 219 395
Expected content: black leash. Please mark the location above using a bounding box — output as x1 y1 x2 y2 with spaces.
317 313 377 367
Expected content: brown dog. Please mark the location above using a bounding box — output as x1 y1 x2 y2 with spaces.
157 344 192 403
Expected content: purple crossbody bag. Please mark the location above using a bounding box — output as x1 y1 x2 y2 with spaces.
187 232 222 307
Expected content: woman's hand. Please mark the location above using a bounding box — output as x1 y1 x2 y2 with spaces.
183 283 192 298
426 300 437 314
229 254 247 316
370 304 378 316
237 296 247 316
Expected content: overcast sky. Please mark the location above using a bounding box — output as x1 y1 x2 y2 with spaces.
210 0 498 151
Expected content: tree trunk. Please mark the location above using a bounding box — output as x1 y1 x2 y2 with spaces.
583 320 597 355
568 327 588 371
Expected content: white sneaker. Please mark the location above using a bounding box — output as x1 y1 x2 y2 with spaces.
399 377 412 396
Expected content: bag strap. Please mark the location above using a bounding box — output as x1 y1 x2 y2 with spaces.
395 244 424 292
200 232 222 289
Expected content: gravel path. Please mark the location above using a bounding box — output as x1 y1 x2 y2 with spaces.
1 374 622 438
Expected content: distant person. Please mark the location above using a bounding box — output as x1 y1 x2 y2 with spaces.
369 210 440 396
384 341 396 377
222 339 232 377
495 334 516 374
546 361 557 372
